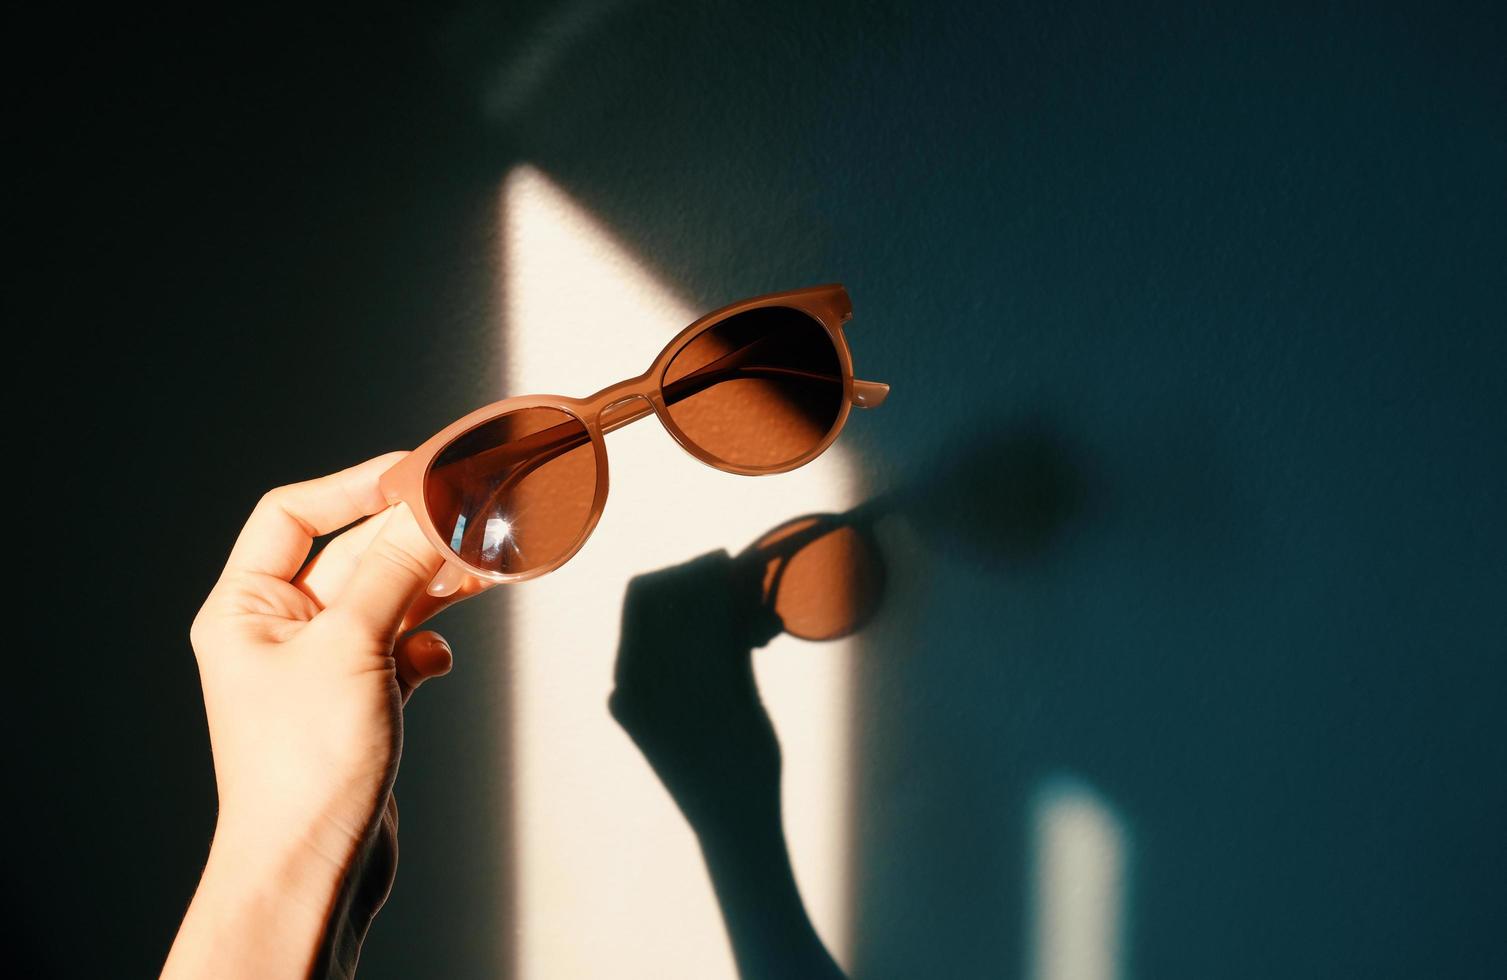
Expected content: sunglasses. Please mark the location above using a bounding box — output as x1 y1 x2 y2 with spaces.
379 283 890 597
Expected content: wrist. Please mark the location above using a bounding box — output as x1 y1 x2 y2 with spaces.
203 819 353 916
161 822 357 980
208 783 384 895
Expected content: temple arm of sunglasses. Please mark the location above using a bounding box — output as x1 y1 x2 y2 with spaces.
452 358 842 480
438 361 831 560
448 361 886 523
432 360 883 592
851 380 889 408
599 365 858 432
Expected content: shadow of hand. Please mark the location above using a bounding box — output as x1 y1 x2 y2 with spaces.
608 548 782 832
608 547 846 980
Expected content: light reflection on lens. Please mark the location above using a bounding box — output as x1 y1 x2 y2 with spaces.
424 406 596 576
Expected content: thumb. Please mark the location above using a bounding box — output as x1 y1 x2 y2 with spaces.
331 501 447 646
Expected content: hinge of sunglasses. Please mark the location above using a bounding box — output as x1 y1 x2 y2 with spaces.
852 379 890 409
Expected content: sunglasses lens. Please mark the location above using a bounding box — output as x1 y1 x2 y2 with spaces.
661 305 844 468
423 407 597 576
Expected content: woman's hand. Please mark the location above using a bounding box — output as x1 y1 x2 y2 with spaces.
163 451 476 979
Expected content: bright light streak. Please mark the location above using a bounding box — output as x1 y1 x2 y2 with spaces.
499 163 858 979
1029 776 1131 980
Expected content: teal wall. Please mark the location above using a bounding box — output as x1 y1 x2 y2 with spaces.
15 2 1504 976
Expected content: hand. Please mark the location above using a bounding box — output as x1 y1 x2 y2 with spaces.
164 451 486 979
609 549 782 831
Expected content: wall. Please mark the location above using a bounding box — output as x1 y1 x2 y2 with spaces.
13 2 1505 977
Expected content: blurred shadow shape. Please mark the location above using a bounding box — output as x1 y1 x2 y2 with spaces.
900 420 1088 571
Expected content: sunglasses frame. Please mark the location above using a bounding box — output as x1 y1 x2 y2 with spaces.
378 282 889 590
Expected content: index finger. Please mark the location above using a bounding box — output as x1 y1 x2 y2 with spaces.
221 451 409 582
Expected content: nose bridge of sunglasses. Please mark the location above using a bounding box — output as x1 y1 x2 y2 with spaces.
596 392 658 435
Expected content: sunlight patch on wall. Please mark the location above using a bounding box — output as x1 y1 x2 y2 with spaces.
1029 775 1131 980
499 163 857 979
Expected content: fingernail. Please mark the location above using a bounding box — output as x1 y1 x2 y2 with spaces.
429 635 454 673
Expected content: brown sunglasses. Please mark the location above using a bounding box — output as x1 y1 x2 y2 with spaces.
379 283 889 597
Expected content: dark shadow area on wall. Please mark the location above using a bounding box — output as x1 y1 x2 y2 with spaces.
13 9 516 978
12 1 1507 978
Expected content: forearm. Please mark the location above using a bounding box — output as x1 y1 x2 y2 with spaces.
161 826 352 980
696 812 845 980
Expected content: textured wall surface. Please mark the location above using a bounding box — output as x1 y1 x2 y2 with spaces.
14 2 1505 977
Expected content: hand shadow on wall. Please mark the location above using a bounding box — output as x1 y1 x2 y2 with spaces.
608 420 1084 979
